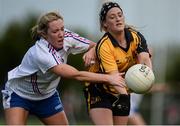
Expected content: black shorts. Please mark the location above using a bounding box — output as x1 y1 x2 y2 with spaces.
84 84 130 116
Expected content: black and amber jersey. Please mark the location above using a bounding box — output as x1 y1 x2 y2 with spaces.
87 28 149 94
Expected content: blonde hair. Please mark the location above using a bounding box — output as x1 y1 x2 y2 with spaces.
31 11 63 41
125 24 138 31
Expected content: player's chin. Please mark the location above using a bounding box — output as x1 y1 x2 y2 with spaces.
118 27 124 31
56 43 64 48
114 27 124 33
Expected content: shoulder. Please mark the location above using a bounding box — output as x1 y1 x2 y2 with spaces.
127 28 149 53
97 33 111 49
33 39 48 60
64 28 90 44
33 39 58 64
127 28 146 42
96 33 114 56
64 29 84 40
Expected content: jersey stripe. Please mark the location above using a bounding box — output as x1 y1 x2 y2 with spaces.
48 44 60 64
31 73 42 94
64 31 90 44
96 35 109 73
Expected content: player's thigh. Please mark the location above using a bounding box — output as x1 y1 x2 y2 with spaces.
113 115 129 125
4 107 29 125
40 110 68 125
89 108 113 125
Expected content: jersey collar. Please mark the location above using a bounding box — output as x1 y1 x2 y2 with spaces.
39 37 63 51
107 28 134 47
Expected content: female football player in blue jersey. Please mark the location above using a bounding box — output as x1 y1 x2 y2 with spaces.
84 1 153 125
1 11 126 125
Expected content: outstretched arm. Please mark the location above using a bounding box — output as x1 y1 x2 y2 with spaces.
50 64 125 87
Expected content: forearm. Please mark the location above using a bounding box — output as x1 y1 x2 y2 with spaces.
88 41 96 50
139 57 152 69
51 64 126 89
138 52 152 69
51 64 110 83
83 42 96 67
74 71 110 83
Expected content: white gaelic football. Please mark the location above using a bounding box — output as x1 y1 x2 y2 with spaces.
125 64 155 94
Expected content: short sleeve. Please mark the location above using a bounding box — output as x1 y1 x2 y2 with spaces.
64 29 90 54
136 32 149 53
98 43 118 73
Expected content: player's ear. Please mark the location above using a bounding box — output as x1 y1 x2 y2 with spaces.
103 22 108 28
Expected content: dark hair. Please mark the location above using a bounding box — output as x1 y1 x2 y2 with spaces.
99 2 123 31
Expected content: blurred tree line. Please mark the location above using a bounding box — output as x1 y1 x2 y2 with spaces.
166 45 180 90
141 43 180 125
0 14 38 122
0 13 180 124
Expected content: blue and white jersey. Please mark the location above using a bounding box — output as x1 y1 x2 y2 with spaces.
4 29 90 100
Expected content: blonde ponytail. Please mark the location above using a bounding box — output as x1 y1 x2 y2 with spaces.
31 25 40 41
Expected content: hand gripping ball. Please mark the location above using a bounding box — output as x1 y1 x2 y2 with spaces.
125 64 155 94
